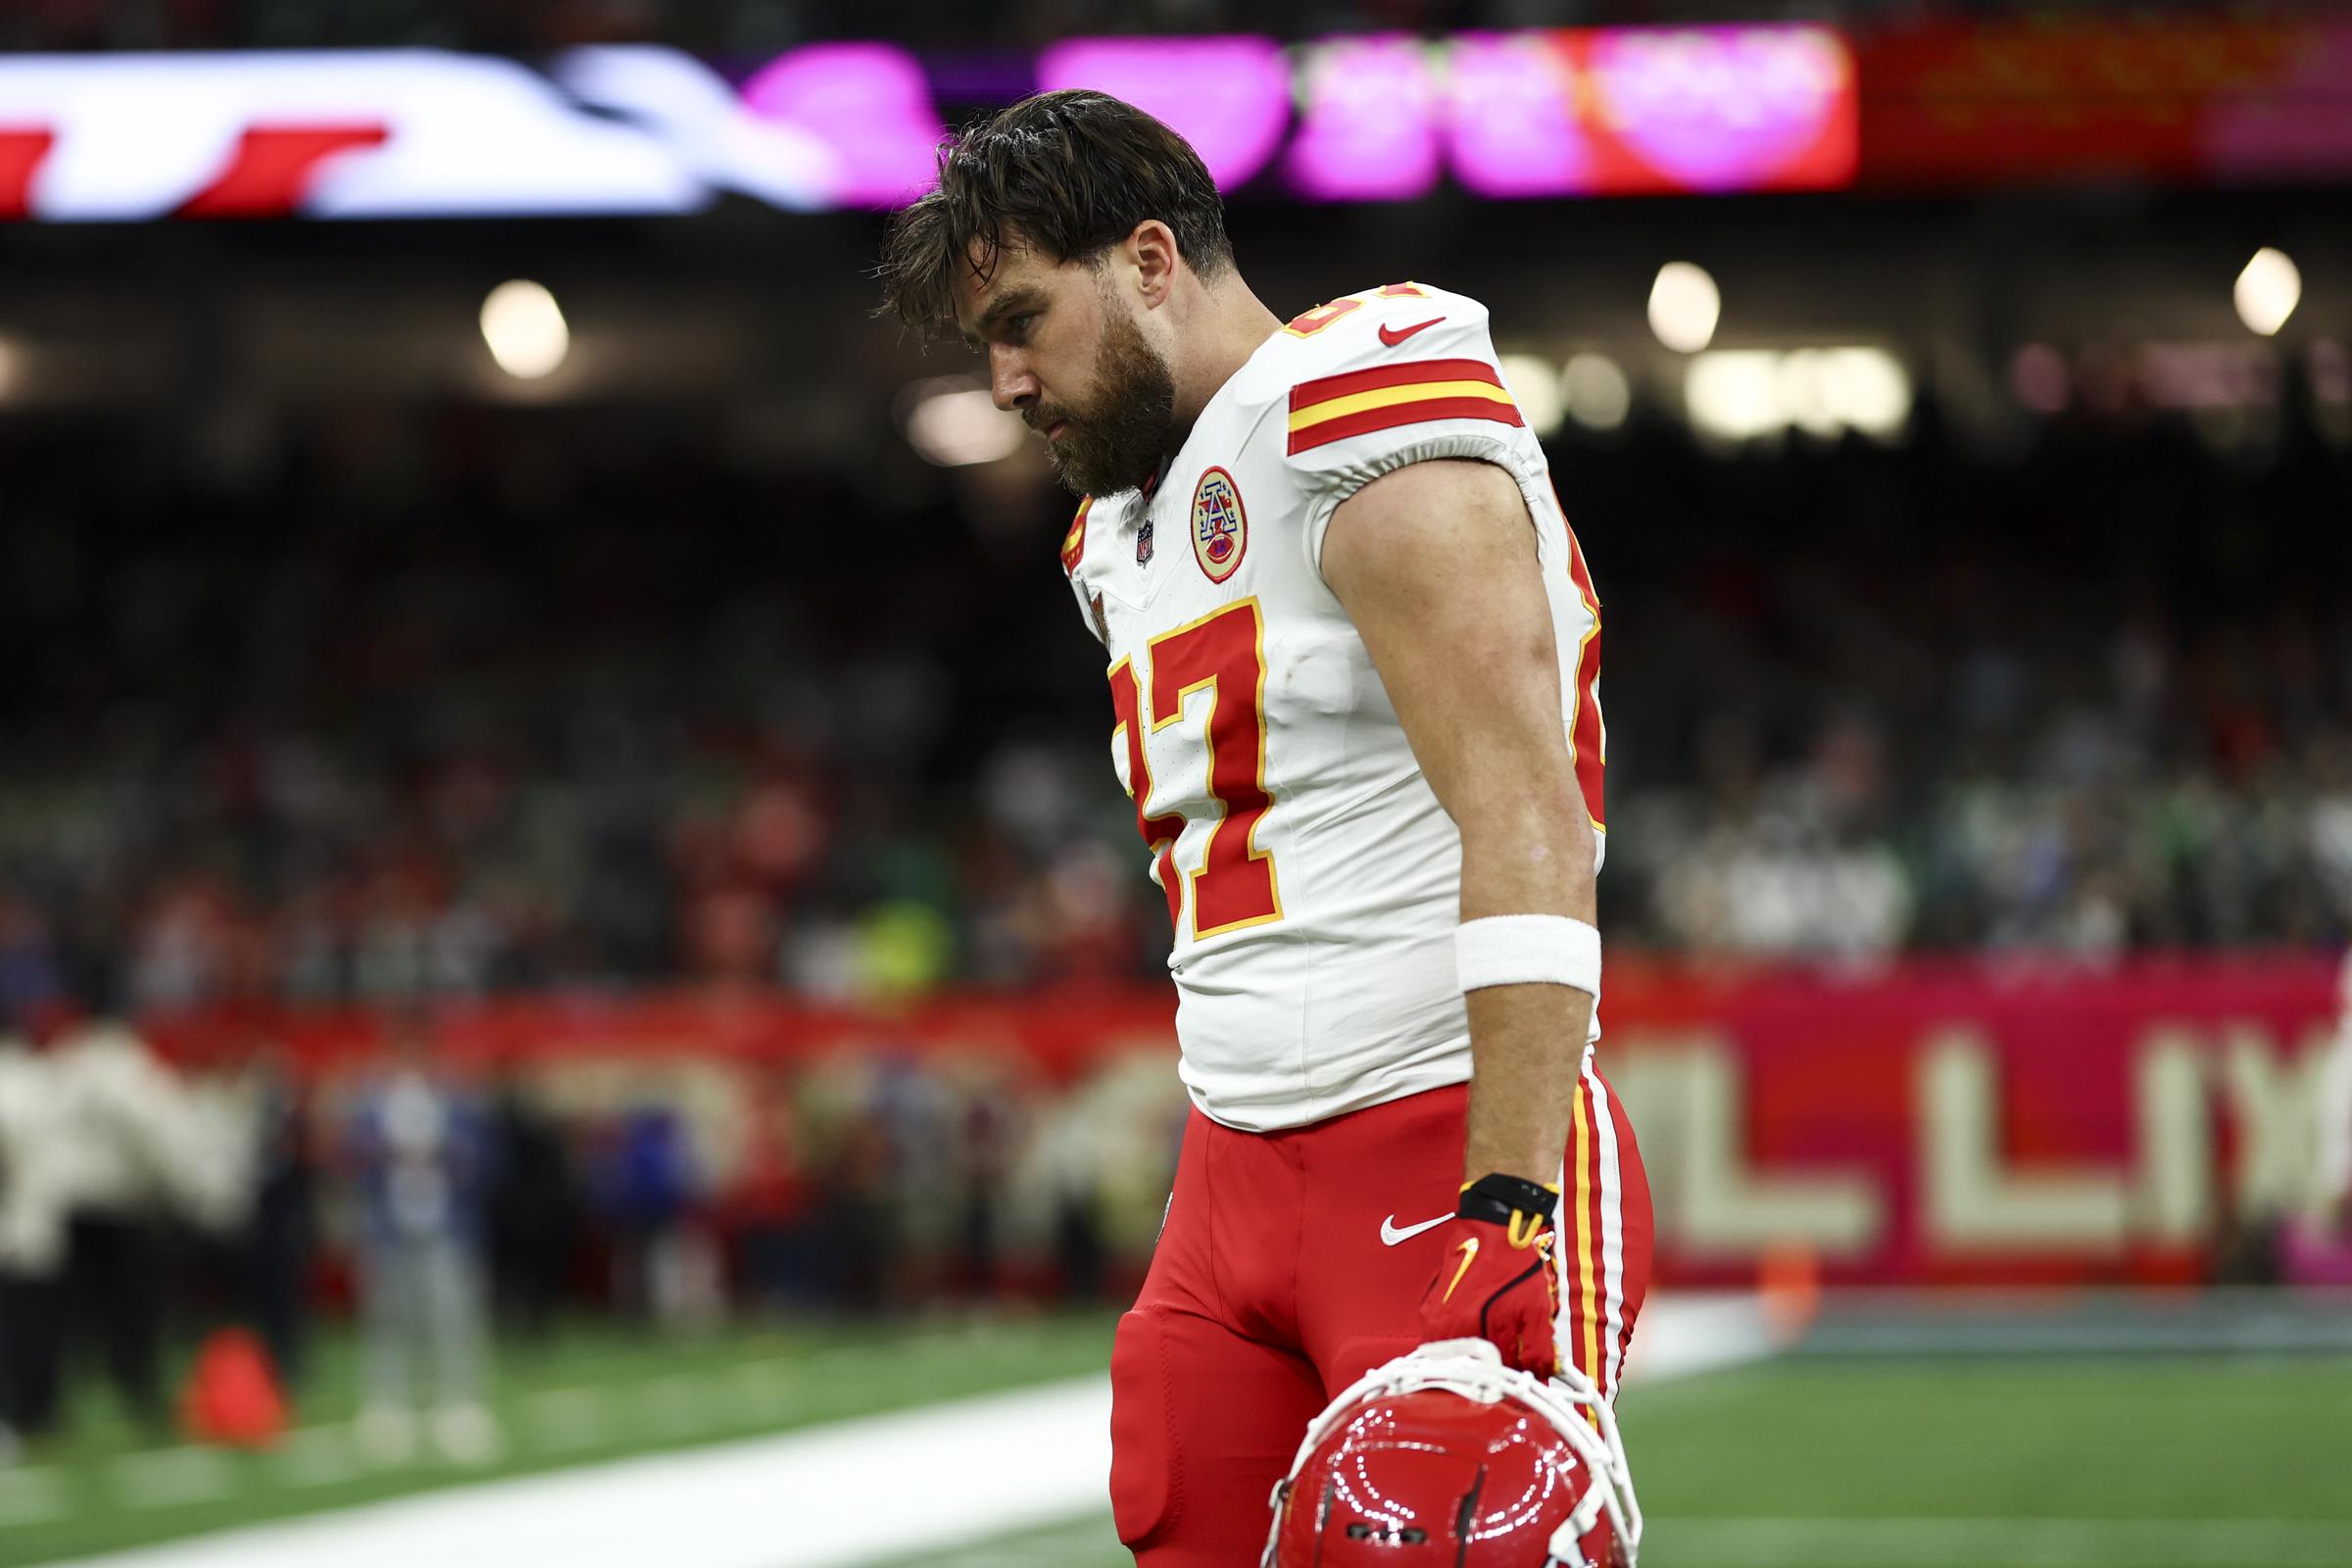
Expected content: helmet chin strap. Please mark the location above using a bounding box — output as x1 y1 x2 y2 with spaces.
1261 1339 1643 1568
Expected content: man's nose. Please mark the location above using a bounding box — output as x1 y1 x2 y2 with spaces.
989 346 1038 412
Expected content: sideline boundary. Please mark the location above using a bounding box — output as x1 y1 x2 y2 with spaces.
49 1297 1767 1568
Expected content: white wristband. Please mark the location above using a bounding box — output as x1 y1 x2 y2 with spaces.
1456 914 1601 1001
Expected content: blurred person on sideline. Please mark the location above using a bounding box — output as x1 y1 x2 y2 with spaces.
724 1071 821 1317
597 1102 719 1331
0 1028 62 1459
239 1040 318 1390
344 1020 498 1464
0 1016 251 1443
485 1075 578 1338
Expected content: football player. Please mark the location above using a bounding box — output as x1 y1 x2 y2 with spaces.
879 91 1652 1566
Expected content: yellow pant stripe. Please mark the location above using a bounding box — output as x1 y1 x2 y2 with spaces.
1569 1084 1600 1392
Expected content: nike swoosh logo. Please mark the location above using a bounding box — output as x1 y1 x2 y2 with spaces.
1378 317 1445 347
1381 1213 1451 1247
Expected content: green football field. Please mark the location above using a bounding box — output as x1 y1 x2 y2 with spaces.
868 1355 2352 1568
4 1312 2349 1568
0 1312 1118 1567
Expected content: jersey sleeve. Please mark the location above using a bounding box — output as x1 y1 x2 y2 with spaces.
1279 293 1543 574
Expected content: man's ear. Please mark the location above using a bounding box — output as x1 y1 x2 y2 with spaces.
1125 220 1179 309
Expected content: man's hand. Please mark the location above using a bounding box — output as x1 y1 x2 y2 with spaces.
1418 1172 1561 1377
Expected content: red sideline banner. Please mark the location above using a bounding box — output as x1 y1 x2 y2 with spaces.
1598 956 2340 1287
143 956 2342 1287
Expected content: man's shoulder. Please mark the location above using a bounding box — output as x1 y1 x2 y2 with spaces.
1225 282 1504 433
1255 281 1495 381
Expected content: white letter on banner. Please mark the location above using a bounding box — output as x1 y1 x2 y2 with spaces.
2131 1027 2209 1246
2220 1023 2329 1221
1921 1029 2129 1252
1611 1035 1881 1258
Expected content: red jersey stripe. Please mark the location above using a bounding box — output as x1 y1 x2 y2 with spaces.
1059 497 1093 574
1289 357 1505 412
1286 395 1526 455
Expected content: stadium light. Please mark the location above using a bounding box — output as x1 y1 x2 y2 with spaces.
1647 262 1720 354
902 378 1025 466
480 279 569 378
2233 248 2300 337
1818 347 1911 439
1562 353 1631 432
1774 349 1840 437
1685 351 1781 439
1497 354 1565 438
1686 347 1910 442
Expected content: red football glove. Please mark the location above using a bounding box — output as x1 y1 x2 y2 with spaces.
1417 1172 1563 1378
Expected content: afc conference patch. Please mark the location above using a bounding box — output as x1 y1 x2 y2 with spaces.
1190 466 1248 584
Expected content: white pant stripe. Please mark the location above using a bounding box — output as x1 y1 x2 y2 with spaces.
1549 1069 1629 1402
1589 1065 1628 1397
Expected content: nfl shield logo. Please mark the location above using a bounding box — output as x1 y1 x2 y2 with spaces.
1136 514 1155 565
1190 467 1248 584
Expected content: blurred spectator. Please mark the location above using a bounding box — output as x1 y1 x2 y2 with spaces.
238 1043 318 1390
595 1104 717 1330
0 1019 250 1441
7 405 2348 991
344 1026 498 1465
723 1072 822 1316
485 1079 579 1337
0 1030 64 1447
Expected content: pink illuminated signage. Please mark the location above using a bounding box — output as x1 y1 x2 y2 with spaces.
740 43 945 210
1287 35 1443 203
1035 36 1292 192
0 27 1860 220
1582 27 1855 194
1443 32 1592 199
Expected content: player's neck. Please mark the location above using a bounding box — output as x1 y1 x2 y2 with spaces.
1165 282 1284 453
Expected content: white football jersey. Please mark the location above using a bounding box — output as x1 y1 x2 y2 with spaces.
1060 282 1605 1132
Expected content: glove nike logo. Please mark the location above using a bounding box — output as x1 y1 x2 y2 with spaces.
1378 317 1445 346
1380 1213 1451 1247
1442 1238 1480 1301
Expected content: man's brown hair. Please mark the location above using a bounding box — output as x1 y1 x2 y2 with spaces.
878 90 1234 341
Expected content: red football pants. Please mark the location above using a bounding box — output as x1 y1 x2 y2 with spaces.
1108 1073 1652 1567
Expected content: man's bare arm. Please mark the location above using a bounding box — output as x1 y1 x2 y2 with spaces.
1320 458 1597 1188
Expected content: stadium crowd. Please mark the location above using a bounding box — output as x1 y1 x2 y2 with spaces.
0 373 2346 1454
2 396 2347 1031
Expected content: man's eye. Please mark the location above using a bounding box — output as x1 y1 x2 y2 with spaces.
1009 314 1039 337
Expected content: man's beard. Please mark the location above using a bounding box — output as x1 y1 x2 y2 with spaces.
1032 306 1176 498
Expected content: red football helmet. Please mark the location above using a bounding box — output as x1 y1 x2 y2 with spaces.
1262 1340 1641 1568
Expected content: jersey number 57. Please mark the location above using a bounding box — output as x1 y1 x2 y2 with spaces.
1108 599 1283 941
